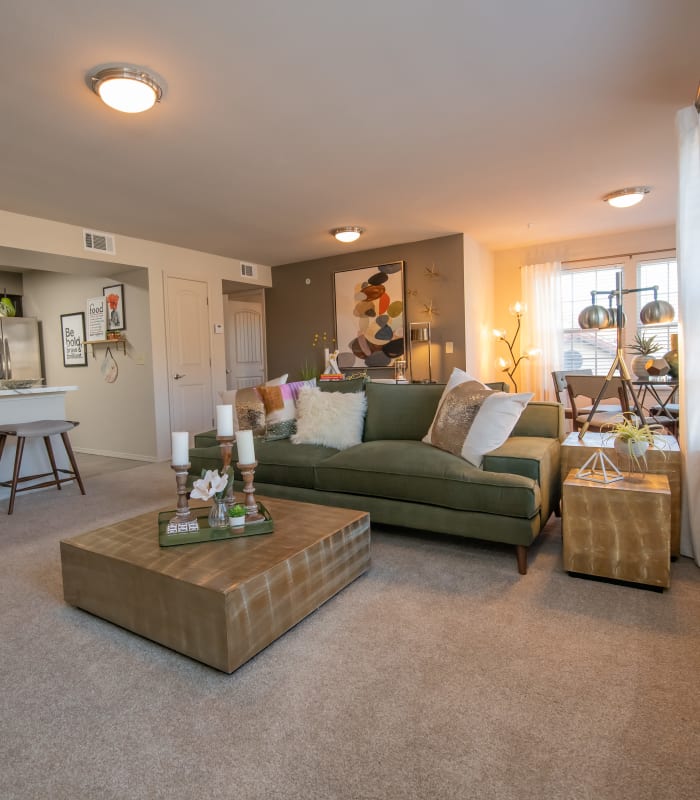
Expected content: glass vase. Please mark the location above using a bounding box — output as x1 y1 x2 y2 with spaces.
208 498 229 529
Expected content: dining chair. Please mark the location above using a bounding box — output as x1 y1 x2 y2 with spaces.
552 369 623 431
564 374 628 433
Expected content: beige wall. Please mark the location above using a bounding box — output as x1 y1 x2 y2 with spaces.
0 209 272 460
22 269 157 459
493 225 676 337
265 235 467 384
463 237 495 380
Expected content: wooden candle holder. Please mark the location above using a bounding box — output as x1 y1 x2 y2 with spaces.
170 464 199 529
236 461 264 521
217 435 235 504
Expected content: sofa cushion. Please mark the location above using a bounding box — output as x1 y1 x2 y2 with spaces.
363 383 446 441
189 439 339 490
362 380 511 442
314 440 540 518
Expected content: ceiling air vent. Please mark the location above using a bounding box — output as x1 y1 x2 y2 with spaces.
83 229 116 255
240 262 256 279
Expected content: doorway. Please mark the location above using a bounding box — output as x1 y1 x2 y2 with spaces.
165 276 213 437
223 289 266 390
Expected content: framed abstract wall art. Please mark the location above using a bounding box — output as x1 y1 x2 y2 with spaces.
332 261 406 370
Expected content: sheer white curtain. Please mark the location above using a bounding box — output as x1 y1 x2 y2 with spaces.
520 262 562 401
677 106 700 563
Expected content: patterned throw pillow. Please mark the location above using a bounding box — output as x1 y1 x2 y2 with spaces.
259 379 317 440
234 387 267 437
423 368 533 467
218 374 288 436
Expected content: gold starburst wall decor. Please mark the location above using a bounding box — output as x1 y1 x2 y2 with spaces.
424 263 441 279
422 299 439 319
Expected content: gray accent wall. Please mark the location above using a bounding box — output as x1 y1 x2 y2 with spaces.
266 234 466 383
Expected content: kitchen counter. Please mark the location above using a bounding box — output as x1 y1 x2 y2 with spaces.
0 386 79 505
0 384 78 397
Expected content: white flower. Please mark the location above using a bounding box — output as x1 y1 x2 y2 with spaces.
210 471 229 496
190 468 231 501
190 469 219 501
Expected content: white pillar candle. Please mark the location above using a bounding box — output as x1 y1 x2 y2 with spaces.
171 432 189 466
235 429 256 464
216 404 234 437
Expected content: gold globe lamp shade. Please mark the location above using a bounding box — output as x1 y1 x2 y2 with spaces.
639 299 675 325
578 305 612 330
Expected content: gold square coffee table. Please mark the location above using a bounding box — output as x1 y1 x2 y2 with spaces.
61 497 370 673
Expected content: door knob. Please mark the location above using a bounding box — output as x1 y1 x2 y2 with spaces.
173 373 186 380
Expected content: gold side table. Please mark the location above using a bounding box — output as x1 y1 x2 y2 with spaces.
562 469 671 589
561 432 680 558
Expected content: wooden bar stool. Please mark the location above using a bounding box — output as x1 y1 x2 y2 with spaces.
0 420 86 514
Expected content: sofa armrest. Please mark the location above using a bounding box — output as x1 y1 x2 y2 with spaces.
511 401 565 441
483 435 561 524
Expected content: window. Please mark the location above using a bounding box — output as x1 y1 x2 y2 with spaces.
561 264 621 374
560 254 678 373
636 259 678 354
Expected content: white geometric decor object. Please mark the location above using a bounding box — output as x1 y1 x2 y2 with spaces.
575 448 624 484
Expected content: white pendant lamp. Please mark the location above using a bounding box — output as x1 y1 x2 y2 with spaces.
602 187 650 208
90 66 163 113
331 226 364 243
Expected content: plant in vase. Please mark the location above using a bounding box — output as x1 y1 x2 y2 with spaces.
300 331 336 380
601 413 667 473
228 503 247 528
190 467 234 529
627 332 661 378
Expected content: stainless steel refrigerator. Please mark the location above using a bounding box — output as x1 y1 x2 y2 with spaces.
0 317 43 381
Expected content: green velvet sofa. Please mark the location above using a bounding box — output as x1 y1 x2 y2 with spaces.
188 381 564 574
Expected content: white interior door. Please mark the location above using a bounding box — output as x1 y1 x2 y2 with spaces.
166 276 213 439
224 296 265 389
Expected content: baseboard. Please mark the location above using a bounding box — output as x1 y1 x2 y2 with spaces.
73 447 157 462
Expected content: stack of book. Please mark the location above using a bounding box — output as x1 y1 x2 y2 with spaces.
319 373 345 381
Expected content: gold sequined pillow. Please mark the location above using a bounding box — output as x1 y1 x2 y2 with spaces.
423 368 533 467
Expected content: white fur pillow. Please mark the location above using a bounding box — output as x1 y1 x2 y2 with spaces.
292 387 367 450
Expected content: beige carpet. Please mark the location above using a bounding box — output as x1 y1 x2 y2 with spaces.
1 462 699 800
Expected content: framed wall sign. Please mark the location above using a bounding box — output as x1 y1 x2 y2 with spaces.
333 260 406 370
86 296 107 342
60 312 87 367
103 283 125 331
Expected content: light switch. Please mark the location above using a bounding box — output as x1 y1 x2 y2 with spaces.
213 323 224 334
445 341 454 354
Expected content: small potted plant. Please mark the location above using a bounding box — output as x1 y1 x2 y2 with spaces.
228 503 247 529
627 332 661 378
602 413 667 472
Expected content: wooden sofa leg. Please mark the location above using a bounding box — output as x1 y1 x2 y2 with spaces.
515 545 528 575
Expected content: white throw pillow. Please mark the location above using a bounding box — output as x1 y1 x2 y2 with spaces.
423 367 533 467
292 387 367 450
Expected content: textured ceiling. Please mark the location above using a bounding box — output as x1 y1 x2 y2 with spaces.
0 0 698 266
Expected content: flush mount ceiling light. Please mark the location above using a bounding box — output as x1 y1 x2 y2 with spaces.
602 186 650 208
331 226 364 243
89 66 163 113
